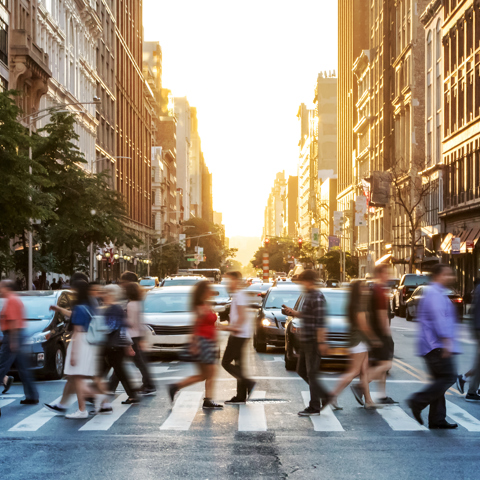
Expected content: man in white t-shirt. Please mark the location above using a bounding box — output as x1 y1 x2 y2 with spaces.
222 271 256 404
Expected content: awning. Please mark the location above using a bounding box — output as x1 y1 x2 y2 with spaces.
375 253 392 266
439 233 453 253
461 227 480 253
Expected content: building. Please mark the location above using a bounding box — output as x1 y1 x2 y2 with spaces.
202 161 213 223
36 0 101 173
318 177 337 256
0 0 9 90
440 0 480 295
263 171 287 239
284 175 298 238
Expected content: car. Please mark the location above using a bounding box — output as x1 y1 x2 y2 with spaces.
386 278 400 319
211 284 232 320
405 286 464 322
139 276 160 290
0 290 73 379
250 278 263 285
244 282 273 308
253 283 302 353
284 288 350 371
393 274 431 317
142 286 197 353
160 275 205 287
325 279 340 288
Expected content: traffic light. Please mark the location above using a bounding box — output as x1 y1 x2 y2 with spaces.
264 238 270 248
298 238 303 250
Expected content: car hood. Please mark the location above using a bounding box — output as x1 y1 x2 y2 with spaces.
143 312 195 326
264 310 287 323
292 315 349 333
0 319 52 342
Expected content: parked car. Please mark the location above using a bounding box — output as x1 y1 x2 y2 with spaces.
0 290 73 379
386 278 400 319
245 282 273 308
325 279 340 288
392 274 431 317
253 283 302 353
143 286 196 352
211 284 232 321
405 286 464 322
284 288 350 371
139 276 160 290
160 275 205 287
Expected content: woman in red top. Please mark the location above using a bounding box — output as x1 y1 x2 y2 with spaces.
168 281 223 409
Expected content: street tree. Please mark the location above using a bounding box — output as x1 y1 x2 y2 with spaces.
251 238 301 273
318 250 357 280
150 243 185 278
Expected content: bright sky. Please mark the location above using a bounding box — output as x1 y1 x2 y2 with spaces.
143 0 338 237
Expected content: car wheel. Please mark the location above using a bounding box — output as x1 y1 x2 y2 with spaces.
398 304 406 318
255 338 267 353
49 345 65 380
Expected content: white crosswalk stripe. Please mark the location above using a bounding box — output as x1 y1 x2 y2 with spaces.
301 392 344 431
79 394 131 431
446 400 480 431
160 391 203 431
238 391 267 432
377 406 428 431
0 398 16 408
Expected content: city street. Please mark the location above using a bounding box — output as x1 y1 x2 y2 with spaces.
1 317 480 480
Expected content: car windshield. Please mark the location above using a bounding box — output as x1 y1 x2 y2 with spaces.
14 296 56 320
264 290 300 309
387 279 399 288
140 279 155 286
212 286 229 297
144 294 191 313
322 291 349 316
404 275 430 286
163 279 201 286
246 284 271 292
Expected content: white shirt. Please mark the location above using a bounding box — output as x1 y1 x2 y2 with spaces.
229 290 252 338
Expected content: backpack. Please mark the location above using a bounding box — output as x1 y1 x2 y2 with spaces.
86 311 110 346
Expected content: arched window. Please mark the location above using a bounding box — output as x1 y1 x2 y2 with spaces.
427 30 433 70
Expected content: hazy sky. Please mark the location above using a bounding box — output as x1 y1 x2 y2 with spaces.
143 0 338 237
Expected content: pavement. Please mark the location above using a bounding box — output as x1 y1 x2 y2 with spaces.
1 317 480 479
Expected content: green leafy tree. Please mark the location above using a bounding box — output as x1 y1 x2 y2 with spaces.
251 238 301 273
151 243 184 278
318 250 358 280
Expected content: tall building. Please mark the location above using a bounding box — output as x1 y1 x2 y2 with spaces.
202 160 214 223
263 171 287 239
115 0 152 238
319 177 337 256
36 0 100 173
0 0 9 90
189 107 203 218
285 175 298 238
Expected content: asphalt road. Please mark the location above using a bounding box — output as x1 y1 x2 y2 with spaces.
1 317 480 480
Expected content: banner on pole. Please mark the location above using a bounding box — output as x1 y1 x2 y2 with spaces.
333 211 344 236
328 236 340 250
311 228 319 247
355 195 368 227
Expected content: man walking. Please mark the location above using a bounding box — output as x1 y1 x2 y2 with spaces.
283 270 331 416
222 271 256 404
408 264 459 429
0 280 39 405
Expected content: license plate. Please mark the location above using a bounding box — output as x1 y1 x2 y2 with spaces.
327 347 349 356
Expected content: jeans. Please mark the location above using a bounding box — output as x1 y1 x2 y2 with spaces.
104 348 137 399
468 334 480 395
410 348 457 425
0 331 38 401
221 336 251 400
296 342 330 411
109 337 154 392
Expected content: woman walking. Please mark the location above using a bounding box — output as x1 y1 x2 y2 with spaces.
168 281 223 409
327 281 382 409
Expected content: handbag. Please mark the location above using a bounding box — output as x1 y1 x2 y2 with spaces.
108 326 133 348
86 312 110 346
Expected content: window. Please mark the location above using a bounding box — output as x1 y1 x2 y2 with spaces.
427 30 433 70
0 16 7 65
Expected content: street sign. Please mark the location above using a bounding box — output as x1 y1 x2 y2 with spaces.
466 240 474 252
187 258 196 262
451 237 461 254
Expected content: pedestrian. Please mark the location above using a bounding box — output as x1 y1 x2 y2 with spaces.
282 269 331 416
168 281 223 409
366 264 397 405
51 279 58 290
45 280 99 419
329 280 383 409
222 271 256 405
0 280 39 404
456 278 480 401
408 264 460 429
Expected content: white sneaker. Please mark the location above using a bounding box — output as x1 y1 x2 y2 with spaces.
66 409 88 419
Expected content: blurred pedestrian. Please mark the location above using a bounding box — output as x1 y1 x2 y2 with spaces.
0 280 39 404
45 280 99 419
283 270 331 416
168 281 223 409
222 271 256 405
51 278 59 290
456 278 480 401
366 264 397 405
329 281 383 409
408 264 460 429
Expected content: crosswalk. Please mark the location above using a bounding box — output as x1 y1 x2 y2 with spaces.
2 391 480 435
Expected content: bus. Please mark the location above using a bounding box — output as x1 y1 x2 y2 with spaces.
177 268 222 283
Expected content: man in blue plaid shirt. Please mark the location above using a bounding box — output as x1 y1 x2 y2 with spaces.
283 270 331 416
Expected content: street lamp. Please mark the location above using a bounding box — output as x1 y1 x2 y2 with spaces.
105 252 111 258
114 253 119 260
96 254 103 261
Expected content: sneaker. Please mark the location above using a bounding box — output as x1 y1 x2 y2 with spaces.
2 376 13 394
44 403 68 415
139 387 157 396
20 398 39 405
377 396 398 405
298 406 320 416
66 409 89 419
97 406 113 414
203 399 224 409
350 384 365 406
224 396 246 405
456 375 467 395
121 397 140 405
168 384 178 403
465 393 480 402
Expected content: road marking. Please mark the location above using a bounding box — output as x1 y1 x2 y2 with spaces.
150 366 170 374
79 394 130 431
301 392 344 432
0 395 24 399
377 406 428 431
160 391 203 431
0 398 16 408
9 396 76 432
446 401 480 431
238 390 267 432
152 376 427 383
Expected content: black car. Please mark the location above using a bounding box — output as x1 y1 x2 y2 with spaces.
253 284 302 353
0 290 73 379
392 274 431 317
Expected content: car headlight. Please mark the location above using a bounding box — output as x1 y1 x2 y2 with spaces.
26 331 51 345
261 318 273 327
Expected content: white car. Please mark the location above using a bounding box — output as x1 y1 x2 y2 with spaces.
143 286 196 352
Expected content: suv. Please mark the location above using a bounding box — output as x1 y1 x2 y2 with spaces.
392 274 430 317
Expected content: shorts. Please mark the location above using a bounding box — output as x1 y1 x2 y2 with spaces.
350 341 369 354
195 336 219 365
370 335 394 362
